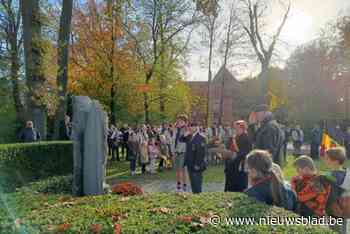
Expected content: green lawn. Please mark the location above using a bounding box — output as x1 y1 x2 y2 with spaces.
106 155 350 184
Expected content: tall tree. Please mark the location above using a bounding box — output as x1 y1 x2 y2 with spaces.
195 0 219 126
0 0 25 126
123 0 198 123
20 0 47 139
53 0 73 139
240 0 290 98
218 0 245 125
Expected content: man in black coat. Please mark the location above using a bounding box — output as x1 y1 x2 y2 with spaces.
250 105 285 167
181 122 207 194
310 124 322 159
18 121 41 142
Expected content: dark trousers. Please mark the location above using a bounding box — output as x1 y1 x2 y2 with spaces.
141 164 146 174
112 144 120 161
121 142 129 159
310 143 320 159
159 159 164 168
283 142 288 161
188 169 203 194
130 159 136 172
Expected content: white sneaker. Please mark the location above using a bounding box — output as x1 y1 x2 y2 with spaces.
176 187 182 193
131 171 136 176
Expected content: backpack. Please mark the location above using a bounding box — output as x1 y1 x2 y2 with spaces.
292 175 331 216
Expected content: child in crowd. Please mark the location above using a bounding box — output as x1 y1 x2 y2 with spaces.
148 137 159 174
245 150 297 212
324 147 350 232
291 156 325 217
324 147 349 187
159 135 170 169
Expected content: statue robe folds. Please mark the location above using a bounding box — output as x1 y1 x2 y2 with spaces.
72 96 108 196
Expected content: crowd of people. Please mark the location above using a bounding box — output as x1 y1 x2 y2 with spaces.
18 104 350 227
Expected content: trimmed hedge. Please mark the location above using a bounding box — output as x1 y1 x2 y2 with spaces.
0 184 336 233
0 141 73 192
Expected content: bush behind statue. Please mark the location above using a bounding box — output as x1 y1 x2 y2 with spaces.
0 141 73 192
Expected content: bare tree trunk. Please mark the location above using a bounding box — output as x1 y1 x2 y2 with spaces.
110 84 116 125
144 92 150 124
21 0 47 139
53 0 73 140
6 2 25 125
218 9 234 125
206 19 215 127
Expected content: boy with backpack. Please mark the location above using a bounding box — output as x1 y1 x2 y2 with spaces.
291 156 329 217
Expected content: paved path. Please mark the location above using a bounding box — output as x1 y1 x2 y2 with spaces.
107 177 224 193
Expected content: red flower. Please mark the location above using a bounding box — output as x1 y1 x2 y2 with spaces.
111 182 144 196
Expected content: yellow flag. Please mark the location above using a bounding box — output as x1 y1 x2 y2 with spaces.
268 91 279 111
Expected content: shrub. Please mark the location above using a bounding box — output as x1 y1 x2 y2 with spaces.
0 141 73 192
0 191 337 234
23 175 73 194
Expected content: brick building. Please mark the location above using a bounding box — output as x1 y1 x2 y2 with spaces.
187 66 240 125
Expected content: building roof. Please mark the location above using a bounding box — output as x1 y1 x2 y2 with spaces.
187 65 239 85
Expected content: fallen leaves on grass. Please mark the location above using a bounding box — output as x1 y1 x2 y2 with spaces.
90 223 103 234
114 223 122 234
176 216 193 224
112 213 129 222
150 207 171 214
56 223 71 233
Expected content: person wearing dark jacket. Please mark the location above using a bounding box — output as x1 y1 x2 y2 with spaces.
120 124 130 160
310 124 322 159
224 120 252 192
181 122 207 194
249 104 285 167
18 121 41 142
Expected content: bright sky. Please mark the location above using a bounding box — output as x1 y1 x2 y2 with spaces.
186 0 350 81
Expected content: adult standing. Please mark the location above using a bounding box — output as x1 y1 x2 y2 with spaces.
18 121 41 142
249 104 285 167
120 124 130 160
310 124 322 159
182 122 207 194
137 125 149 174
334 125 345 146
174 115 189 192
291 124 304 157
224 120 252 192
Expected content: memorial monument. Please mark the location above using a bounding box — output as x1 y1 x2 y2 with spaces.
71 96 108 196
